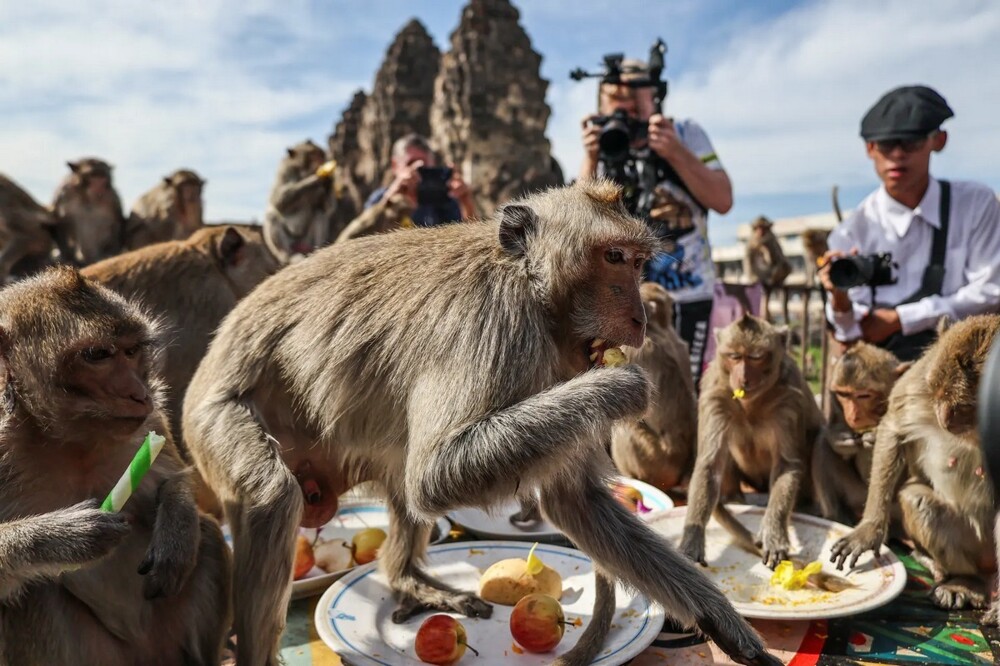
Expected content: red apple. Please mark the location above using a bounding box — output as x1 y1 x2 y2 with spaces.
293 534 314 580
414 614 476 665
509 593 565 653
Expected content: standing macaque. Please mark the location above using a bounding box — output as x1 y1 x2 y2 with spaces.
611 282 696 491
124 169 206 250
680 314 823 568
743 216 791 288
183 181 781 666
0 173 60 283
83 225 280 456
0 267 231 665
831 315 1000 610
800 229 830 287
263 140 338 264
813 343 911 522
51 158 126 265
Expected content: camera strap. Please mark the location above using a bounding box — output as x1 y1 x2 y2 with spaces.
893 179 950 306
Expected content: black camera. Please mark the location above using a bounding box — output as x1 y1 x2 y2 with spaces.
828 253 898 290
589 109 648 164
416 166 452 207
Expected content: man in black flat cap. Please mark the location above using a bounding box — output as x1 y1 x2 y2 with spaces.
818 85 1000 361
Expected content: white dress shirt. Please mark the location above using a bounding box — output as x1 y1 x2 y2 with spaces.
826 177 1000 341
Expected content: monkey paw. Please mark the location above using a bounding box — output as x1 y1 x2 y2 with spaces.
757 528 791 570
697 613 783 666
678 525 707 566
137 545 196 599
829 522 884 571
931 577 989 610
391 591 493 624
982 601 1000 626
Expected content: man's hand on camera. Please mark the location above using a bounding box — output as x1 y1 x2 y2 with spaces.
581 114 601 161
385 160 424 203
818 249 854 313
861 309 902 343
648 114 685 162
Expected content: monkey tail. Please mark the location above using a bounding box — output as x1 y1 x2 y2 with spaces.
551 566 614 666
712 504 762 557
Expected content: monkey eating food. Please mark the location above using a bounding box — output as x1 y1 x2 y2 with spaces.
0 267 231 665
183 180 781 666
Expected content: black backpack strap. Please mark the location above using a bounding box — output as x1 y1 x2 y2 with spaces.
920 179 950 297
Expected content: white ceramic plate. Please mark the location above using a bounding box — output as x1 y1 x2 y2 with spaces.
647 504 906 620
222 500 452 600
315 540 664 665
447 477 674 542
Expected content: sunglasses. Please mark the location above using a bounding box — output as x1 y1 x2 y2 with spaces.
873 132 936 154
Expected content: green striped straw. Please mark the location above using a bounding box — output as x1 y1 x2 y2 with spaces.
101 431 167 512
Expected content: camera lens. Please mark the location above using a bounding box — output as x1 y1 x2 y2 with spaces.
828 256 872 290
599 122 631 162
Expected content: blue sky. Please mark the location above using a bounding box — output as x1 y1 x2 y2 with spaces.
2 0 998 247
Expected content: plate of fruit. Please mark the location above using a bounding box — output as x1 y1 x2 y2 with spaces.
315 540 664 665
647 505 907 620
446 477 673 543
223 500 452 599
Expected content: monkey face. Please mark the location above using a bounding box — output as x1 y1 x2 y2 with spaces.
61 335 154 429
715 315 783 396
721 347 773 395
579 244 648 352
832 385 887 433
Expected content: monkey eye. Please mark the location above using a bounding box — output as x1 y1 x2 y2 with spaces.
81 346 115 363
605 249 625 264
123 344 143 358
747 352 767 361
855 393 872 400
725 352 743 361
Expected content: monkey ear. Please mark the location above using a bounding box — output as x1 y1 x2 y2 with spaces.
498 204 537 257
286 148 296 158
163 176 172 187
894 361 914 378
772 325 790 348
67 161 80 173
217 227 246 267
0 327 9 361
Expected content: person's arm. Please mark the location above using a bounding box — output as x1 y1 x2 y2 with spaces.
578 115 601 181
894 191 1000 334
648 116 732 214
820 226 869 342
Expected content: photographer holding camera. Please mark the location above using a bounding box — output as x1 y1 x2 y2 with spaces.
576 52 732 384
819 85 1000 362
364 133 477 227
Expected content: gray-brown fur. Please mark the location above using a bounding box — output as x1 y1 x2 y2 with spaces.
125 168 206 250
681 314 824 569
183 180 780 666
0 266 231 664
814 343 910 523
801 229 830 287
263 140 337 264
83 224 279 451
51 158 126 265
831 315 1000 610
611 281 696 491
0 173 60 283
744 225 791 288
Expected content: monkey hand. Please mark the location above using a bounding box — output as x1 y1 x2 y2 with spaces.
678 524 708 566
588 364 651 421
982 600 1000 626
32 499 131 570
756 524 791 570
829 521 884 571
137 533 199 599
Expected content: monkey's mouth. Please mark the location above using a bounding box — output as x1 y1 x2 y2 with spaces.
587 338 626 368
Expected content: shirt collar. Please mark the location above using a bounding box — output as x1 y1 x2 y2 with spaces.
876 177 941 237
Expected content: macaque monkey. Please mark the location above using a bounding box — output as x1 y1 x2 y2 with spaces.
743 216 791 288
184 181 781 666
812 343 911 522
800 229 830 287
83 225 280 456
125 169 206 250
0 173 60 283
681 314 823 568
263 140 338 264
831 315 1000 610
611 282 696 491
51 158 126 265
0 266 231 664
